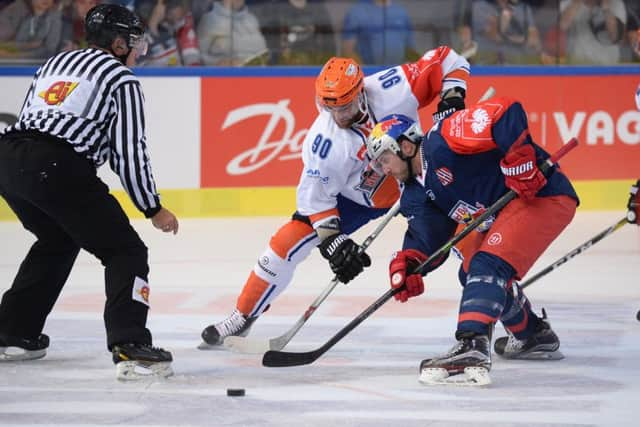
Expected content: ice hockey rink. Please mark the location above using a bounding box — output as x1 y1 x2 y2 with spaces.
0 210 638 427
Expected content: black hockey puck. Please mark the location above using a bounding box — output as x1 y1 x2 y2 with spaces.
226 388 245 397
636 310 640 322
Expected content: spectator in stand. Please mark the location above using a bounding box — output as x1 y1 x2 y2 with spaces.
191 0 213 27
256 0 335 65
137 0 201 65
559 0 626 64
341 0 417 65
197 0 267 65
624 0 640 61
60 0 97 51
3 0 64 60
453 0 478 62
471 0 550 64
0 0 29 45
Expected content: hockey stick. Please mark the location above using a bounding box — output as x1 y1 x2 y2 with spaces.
228 88 497 354
262 138 578 367
224 200 402 354
520 217 627 289
478 86 495 102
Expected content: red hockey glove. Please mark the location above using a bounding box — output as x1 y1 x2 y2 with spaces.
389 249 428 303
500 144 547 200
627 179 640 225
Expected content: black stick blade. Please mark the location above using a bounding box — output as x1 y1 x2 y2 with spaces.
262 349 322 367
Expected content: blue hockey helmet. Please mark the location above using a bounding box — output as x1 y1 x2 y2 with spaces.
366 114 423 168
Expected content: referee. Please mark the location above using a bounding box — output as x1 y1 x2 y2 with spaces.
0 4 178 380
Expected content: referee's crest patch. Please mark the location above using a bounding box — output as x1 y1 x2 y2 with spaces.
132 276 150 306
38 81 79 106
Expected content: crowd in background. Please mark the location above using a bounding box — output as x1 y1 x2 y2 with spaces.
0 0 638 66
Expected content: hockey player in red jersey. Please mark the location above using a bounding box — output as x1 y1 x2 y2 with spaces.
365 98 579 385
199 47 471 348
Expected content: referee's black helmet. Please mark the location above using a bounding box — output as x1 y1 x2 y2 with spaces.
85 4 145 51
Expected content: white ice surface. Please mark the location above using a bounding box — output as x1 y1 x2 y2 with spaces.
0 211 639 427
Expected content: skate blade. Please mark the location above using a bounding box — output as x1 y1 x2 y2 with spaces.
116 361 173 381
500 349 564 361
0 346 46 361
223 336 270 354
419 367 491 387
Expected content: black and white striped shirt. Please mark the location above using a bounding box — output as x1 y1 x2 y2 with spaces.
3 48 161 217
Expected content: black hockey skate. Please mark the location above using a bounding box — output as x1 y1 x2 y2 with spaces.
0 333 49 361
494 310 564 360
112 343 173 381
198 309 257 349
419 332 492 386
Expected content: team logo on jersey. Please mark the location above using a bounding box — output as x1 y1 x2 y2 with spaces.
38 81 79 106
487 232 502 246
449 200 495 232
405 63 420 80
306 168 329 184
470 108 490 134
355 167 384 196
435 167 454 186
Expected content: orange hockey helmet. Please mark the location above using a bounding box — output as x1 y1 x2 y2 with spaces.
315 57 364 108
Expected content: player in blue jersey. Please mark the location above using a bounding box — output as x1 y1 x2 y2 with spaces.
365 97 579 385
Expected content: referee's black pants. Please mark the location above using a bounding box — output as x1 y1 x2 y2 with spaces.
0 132 152 349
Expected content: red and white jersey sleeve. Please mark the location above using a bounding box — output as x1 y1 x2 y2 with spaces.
399 46 470 108
365 45 470 123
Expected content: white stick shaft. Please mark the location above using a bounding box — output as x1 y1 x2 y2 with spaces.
478 86 495 102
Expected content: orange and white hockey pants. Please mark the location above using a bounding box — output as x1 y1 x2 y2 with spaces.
235 197 389 318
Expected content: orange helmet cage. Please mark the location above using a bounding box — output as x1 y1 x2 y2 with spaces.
315 57 364 108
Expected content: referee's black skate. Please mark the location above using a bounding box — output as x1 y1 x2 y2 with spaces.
494 310 564 360
112 343 173 381
419 332 491 386
0 333 49 361
198 309 257 349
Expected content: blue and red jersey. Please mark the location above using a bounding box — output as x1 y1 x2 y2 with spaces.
401 97 579 267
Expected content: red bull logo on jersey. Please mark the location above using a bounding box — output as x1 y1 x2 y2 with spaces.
38 81 79 106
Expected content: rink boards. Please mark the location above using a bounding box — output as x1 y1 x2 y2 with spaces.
0 66 638 220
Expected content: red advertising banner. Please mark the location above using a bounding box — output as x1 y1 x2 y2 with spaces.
201 75 640 187
470 75 639 180
201 77 313 187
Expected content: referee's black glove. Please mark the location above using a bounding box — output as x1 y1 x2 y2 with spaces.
319 234 371 284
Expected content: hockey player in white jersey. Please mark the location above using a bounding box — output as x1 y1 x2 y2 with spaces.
199 47 471 348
